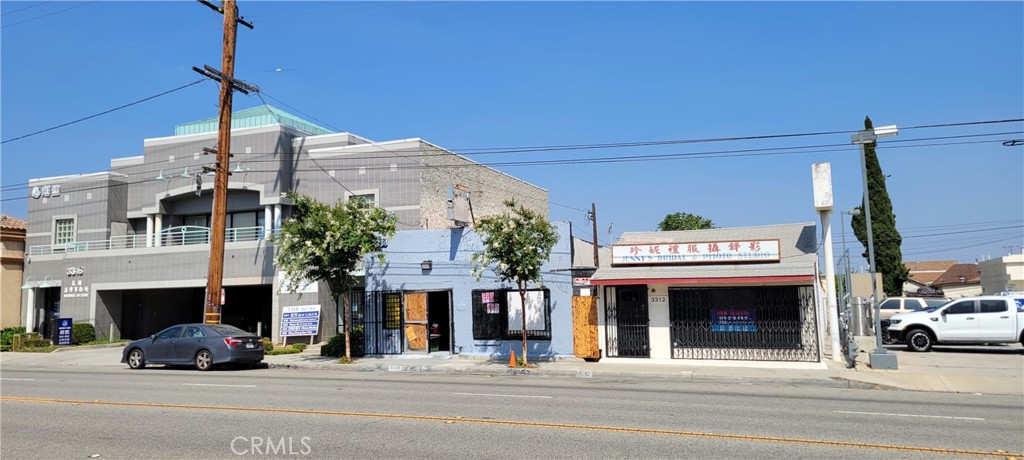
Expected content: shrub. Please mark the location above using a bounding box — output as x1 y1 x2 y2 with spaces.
321 326 364 358
1 326 26 351
71 323 96 345
262 337 274 352
293 343 307 351
266 347 302 355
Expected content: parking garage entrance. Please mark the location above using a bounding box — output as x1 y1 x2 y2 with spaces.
110 285 272 340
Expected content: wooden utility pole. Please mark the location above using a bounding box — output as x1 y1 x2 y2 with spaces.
590 203 599 268
199 0 253 324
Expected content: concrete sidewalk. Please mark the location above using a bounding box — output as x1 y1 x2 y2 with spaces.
265 343 1024 396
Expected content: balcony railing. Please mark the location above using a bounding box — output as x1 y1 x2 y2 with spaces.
28 226 273 256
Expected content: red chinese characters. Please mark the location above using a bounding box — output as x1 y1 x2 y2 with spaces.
748 241 761 251
728 242 741 252
687 244 700 253
630 246 641 255
707 243 720 253
648 245 661 255
667 244 680 254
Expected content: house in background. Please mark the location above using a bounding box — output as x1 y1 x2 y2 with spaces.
929 263 983 298
1 215 27 328
902 260 957 295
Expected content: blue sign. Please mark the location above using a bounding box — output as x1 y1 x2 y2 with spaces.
281 305 321 337
711 310 757 332
57 318 73 346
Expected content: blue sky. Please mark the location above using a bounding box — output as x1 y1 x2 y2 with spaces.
2 1 1022 267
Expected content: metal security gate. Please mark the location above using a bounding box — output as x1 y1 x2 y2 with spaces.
669 286 819 361
361 291 404 354
604 286 650 357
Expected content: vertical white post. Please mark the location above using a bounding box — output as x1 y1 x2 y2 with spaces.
821 211 841 363
264 205 273 239
273 204 282 231
109 323 116 341
154 214 163 247
145 215 154 248
24 288 36 333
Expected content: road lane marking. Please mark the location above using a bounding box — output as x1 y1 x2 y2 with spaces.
834 410 985 421
453 392 554 399
2 396 1018 459
0 378 36 381
182 383 257 388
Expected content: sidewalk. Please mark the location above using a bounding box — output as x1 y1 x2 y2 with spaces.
265 344 1024 396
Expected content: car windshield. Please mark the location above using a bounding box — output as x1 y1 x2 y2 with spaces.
206 324 250 336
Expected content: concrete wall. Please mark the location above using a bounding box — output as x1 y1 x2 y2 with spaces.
1 223 26 328
979 254 1024 294
26 174 127 248
849 272 885 300
364 222 574 358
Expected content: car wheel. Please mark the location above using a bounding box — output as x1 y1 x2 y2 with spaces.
194 350 213 371
127 349 146 369
905 329 933 352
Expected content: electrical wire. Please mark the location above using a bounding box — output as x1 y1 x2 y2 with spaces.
1 1 94 29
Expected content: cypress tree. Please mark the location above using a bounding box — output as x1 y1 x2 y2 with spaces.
851 116 910 296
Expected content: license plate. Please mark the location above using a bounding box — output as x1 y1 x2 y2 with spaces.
245 343 255 349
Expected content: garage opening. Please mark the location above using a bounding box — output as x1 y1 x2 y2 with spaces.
112 285 272 340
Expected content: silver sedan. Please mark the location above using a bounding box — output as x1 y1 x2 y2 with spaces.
121 323 264 371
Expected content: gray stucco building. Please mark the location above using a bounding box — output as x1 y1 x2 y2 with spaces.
20 106 549 346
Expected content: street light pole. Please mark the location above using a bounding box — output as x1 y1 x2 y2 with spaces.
852 124 898 370
840 208 860 312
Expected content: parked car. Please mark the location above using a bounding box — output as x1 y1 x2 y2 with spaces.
887 296 1024 352
121 323 264 370
878 296 950 320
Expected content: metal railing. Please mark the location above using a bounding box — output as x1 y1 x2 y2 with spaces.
28 226 272 255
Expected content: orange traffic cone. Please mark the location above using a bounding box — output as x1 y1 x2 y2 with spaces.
509 349 516 367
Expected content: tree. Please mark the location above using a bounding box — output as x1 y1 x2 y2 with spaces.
851 116 910 296
471 200 559 366
274 193 397 362
657 212 715 231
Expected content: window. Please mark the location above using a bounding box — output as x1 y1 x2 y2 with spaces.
879 299 900 310
348 193 376 208
184 215 209 228
228 211 258 229
54 218 76 244
184 326 206 338
980 300 1007 313
383 293 402 329
472 289 551 340
924 299 949 309
156 327 183 340
946 301 975 315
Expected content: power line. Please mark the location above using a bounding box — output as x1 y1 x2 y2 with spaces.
1 1 95 29
0 79 207 144
2 1 52 17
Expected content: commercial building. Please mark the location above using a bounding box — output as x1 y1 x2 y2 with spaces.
20 105 548 345
2 215 27 328
589 223 823 362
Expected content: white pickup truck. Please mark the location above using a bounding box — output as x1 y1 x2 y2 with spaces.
887 295 1024 352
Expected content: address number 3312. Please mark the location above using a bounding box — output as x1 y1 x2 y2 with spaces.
649 296 667 303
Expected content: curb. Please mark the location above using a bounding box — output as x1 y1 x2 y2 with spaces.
53 342 129 352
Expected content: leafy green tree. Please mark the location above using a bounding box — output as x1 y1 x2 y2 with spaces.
274 193 397 362
657 212 715 231
851 116 910 296
471 200 559 366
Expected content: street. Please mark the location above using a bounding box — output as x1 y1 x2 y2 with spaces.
1 350 1022 459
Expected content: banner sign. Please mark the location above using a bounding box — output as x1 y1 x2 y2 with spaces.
611 239 781 265
57 318 73 345
281 305 321 337
711 310 757 332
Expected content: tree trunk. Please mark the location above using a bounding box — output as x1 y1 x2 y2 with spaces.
342 290 352 362
519 283 527 366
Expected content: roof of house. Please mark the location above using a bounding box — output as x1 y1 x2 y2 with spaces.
0 215 27 231
931 263 981 286
904 260 958 285
590 222 817 283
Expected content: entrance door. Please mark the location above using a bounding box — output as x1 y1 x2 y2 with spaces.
427 291 452 353
404 293 428 352
612 286 650 357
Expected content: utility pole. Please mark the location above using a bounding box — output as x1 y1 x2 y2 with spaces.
197 0 254 324
590 203 599 268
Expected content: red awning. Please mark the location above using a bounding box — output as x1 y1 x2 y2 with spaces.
590 275 815 286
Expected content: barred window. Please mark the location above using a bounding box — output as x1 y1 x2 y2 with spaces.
54 218 75 244
383 292 402 329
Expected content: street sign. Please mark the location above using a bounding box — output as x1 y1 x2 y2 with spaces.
57 318 72 346
281 305 320 337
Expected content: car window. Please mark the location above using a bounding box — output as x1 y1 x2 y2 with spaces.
980 300 1007 313
879 299 900 310
924 299 949 309
946 301 975 315
155 327 183 340
206 324 249 336
184 326 206 338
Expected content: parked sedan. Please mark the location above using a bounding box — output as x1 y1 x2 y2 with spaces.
121 323 264 371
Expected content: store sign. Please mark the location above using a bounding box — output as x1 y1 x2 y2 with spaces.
63 279 89 298
57 318 73 345
30 184 61 199
711 309 757 332
573 277 591 286
281 305 321 337
611 239 781 265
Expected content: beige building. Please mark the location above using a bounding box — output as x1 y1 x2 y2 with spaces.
979 254 1024 294
1 215 27 328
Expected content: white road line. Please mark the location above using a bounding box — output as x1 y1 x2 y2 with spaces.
834 410 985 421
453 392 554 399
182 383 257 388
0 378 36 381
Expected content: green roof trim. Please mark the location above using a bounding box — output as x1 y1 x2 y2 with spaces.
174 105 334 136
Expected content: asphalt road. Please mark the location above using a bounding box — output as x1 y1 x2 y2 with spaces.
2 353 1022 460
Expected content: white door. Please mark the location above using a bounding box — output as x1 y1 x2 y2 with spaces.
936 300 978 341
977 299 1015 341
